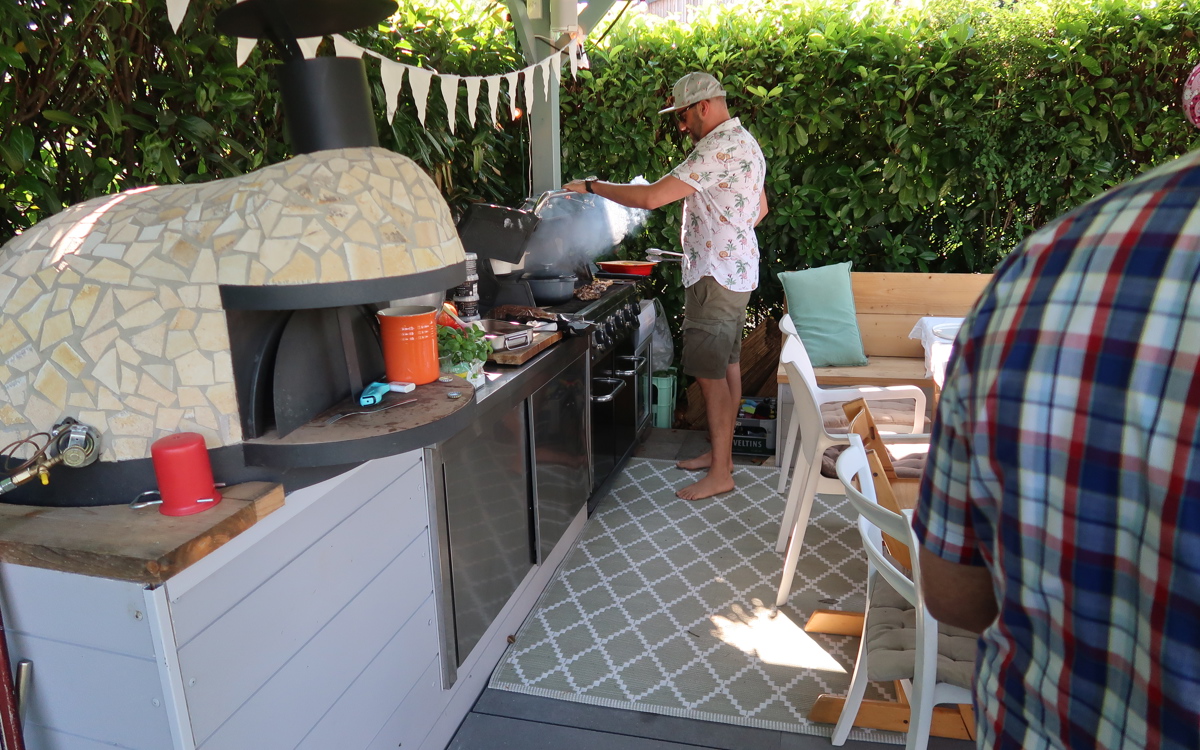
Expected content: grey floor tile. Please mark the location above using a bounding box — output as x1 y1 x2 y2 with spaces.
449 713 764 749
474 690 783 750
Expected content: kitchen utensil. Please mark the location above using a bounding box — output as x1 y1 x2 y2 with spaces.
378 305 439 385
646 248 690 271
520 272 576 305
324 398 418 425
456 203 540 263
473 319 536 351
148 432 222 516
597 260 657 276
932 323 961 341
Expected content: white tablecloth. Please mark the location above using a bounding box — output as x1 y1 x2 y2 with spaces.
907 317 964 386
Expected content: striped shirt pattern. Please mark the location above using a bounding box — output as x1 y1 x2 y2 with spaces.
915 150 1200 749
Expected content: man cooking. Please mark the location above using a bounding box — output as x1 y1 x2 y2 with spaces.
563 72 768 501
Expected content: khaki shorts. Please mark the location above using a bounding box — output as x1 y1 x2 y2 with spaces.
682 276 751 380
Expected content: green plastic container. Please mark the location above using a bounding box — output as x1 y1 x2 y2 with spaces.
651 369 677 429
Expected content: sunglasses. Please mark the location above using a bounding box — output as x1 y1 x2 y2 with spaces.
674 102 698 122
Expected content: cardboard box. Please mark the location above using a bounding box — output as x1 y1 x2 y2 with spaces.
733 397 777 456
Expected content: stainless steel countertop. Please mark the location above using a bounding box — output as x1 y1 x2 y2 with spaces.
472 334 589 407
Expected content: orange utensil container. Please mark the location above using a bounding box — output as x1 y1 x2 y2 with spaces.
378 305 439 385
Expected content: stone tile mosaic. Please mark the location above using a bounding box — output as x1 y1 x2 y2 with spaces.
0 147 463 461
491 458 904 745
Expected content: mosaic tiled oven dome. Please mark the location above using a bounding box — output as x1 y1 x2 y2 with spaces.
0 146 464 464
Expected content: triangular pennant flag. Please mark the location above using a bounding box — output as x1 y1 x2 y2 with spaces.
523 66 536 118
381 59 406 122
540 57 553 100
236 38 257 67
552 50 563 87
503 71 519 119
332 34 364 58
167 0 189 32
407 65 435 127
297 36 322 59
486 75 502 126
465 77 481 128
440 74 461 134
569 39 580 79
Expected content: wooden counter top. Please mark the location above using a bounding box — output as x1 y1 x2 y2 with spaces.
242 377 478 468
0 481 283 584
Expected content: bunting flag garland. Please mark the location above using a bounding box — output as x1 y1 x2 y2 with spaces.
166 0 587 133
440 75 461 134
465 77 482 128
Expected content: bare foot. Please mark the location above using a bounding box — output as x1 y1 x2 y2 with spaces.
676 451 712 470
676 471 736 501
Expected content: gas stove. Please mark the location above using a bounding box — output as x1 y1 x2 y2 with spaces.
541 280 643 360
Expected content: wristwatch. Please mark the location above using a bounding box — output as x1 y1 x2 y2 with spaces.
585 179 595 194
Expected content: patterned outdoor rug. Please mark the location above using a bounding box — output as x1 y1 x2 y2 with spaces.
490 458 903 743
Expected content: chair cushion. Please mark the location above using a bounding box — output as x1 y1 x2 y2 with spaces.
819 400 927 479
863 578 977 691
779 262 868 367
821 444 927 479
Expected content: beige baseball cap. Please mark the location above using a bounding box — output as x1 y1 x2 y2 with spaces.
658 72 728 114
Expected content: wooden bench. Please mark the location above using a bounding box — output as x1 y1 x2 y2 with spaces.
776 272 993 456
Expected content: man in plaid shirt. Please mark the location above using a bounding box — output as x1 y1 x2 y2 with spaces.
915 150 1200 748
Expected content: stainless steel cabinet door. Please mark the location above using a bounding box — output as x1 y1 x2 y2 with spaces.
529 352 591 562
439 401 531 665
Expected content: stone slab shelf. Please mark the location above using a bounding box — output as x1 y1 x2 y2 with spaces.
242 377 477 468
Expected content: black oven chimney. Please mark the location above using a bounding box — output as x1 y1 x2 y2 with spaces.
215 0 395 154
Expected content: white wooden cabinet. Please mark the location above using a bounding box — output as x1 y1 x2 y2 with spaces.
0 447 585 750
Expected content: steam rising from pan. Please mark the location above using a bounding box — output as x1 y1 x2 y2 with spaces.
521 177 651 275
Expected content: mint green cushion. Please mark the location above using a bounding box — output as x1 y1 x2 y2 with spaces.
779 263 868 367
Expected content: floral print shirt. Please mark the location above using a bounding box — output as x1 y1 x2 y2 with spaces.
670 117 766 292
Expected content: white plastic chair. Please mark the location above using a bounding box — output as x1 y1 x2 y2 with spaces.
774 316 926 555
830 435 974 750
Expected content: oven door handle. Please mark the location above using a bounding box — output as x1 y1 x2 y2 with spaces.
613 355 647 377
591 377 627 403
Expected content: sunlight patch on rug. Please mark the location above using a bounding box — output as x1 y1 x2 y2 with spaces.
489 458 904 743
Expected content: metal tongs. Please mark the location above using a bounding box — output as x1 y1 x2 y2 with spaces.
646 248 691 271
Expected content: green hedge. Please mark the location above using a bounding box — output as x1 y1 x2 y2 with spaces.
559 0 1200 319
4 0 1200 327
0 0 528 241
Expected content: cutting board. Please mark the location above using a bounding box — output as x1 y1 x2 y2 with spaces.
489 331 563 365
0 482 284 583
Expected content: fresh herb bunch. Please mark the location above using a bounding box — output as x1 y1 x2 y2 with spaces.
437 324 490 367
